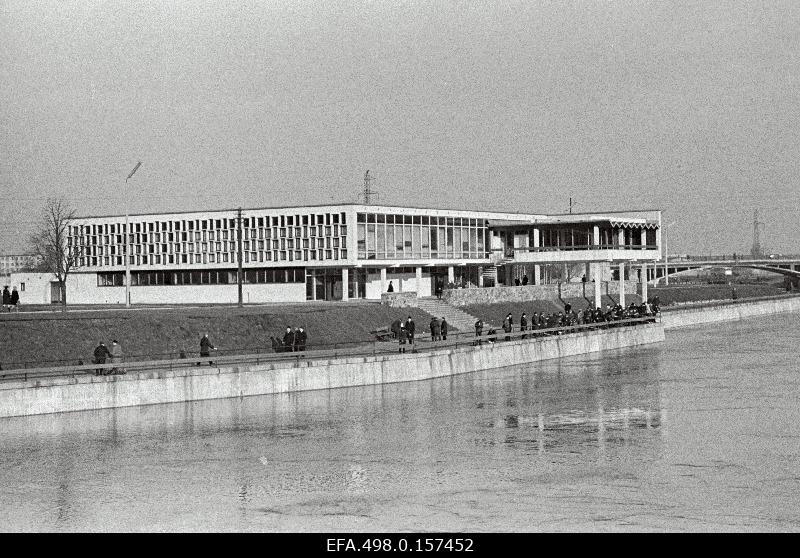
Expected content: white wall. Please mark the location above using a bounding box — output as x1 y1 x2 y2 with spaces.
10 272 306 304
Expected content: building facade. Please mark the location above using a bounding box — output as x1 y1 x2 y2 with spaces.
11 204 662 305
0 253 39 276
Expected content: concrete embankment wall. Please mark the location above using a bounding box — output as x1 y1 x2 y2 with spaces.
0 323 664 419
661 296 800 330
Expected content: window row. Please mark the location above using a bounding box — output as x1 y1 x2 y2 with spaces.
357 213 484 227
70 224 348 248
97 268 306 287
82 249 348 268
357 222 488 260
74 212 347 236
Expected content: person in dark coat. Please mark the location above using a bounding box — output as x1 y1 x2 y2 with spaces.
295 327 307 351
390 318 402 339
405 316 415 347
9 287 19 311
440 317 448 341
502 315 512 341
398 323 407 353
283 326 295 352
387 281 394 293
93 342 111 376
109 340 124 375
2 286 9 311
199 333 216 365
430 317 440 341
522 274 529 286
520 313 528 339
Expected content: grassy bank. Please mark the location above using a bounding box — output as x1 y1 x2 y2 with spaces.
649 284 787 306
0 302 439 369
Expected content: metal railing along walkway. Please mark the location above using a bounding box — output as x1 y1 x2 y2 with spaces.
0 317 660 384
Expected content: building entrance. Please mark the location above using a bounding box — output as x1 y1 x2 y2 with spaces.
306 269 343 301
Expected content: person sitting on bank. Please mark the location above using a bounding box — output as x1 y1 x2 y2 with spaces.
440 317 448 341
199 333 216 365
93 342 111 376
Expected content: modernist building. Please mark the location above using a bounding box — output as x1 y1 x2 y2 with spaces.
11 204 662 305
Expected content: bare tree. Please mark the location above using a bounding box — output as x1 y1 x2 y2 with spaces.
30 198 82 308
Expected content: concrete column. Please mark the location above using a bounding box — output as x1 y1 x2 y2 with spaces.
532 227 540 249
533 264 541 285
593 225 600 248
478 266 484 287
341 268 349 301
447 265 454 285
640 228 647 249
641 263 648 302
593 262 602 309
584 262 590 282
415 266 423 297
380 267 387 292
618 262 626 307
311 274 317 301
618 228 625 248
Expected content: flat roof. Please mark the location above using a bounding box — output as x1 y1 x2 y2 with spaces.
75 202 661 222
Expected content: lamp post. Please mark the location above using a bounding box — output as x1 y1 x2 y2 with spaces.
664 221 676 286
125 162 142 307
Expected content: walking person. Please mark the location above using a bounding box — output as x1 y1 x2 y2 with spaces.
520 313 528 339
2 286 9 312
293 327 302 352
9 287 19 312
387 281 394 293
440 317 448 341
109 340 124 375
92 342 111 376
199 333 216 365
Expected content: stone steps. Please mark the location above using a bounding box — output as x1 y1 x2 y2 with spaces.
416 297 498 331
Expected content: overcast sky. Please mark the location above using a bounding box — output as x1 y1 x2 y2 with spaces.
2 0 799 255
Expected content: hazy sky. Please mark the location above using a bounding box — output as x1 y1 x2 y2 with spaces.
2 0 799 255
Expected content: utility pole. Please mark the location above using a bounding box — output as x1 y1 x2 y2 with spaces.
751 209 765 258
124 161 142 308
237 207 243 307
363 170 378 205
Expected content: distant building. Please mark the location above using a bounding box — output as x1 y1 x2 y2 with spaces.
10 203 662 304
0 253 39 276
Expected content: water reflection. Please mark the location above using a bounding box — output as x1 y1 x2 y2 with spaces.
0 341 666 531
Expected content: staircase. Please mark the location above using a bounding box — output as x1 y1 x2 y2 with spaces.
416 297 498 332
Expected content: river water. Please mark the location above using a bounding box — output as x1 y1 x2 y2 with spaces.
1 314 799 532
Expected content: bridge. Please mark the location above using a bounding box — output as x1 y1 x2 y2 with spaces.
650 256 800 286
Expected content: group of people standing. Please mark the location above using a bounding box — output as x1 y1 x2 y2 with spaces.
273 326 307 353
2 286 20 312
476 299 661 342
92 340 125 375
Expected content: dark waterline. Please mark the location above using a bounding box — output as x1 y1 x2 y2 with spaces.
1 314 799 532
